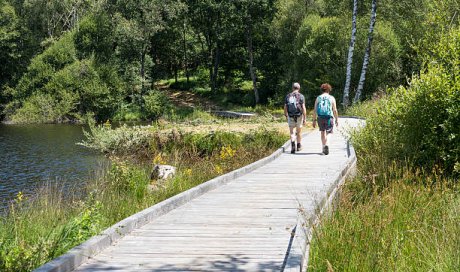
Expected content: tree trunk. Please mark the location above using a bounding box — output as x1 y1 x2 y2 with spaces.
183 19 189 85
140 47 146 94
343 0 358 108
174 65 178 83
354 0 377 103
211 45 220 93
246 19 260 105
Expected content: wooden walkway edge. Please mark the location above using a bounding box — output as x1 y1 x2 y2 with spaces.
35 118 363 272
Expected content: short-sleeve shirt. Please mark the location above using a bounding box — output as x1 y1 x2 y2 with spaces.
285 92 305 106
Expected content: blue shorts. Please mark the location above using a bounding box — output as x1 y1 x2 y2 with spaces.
318 116 334 133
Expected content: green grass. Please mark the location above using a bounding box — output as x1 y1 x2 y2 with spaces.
308 78 460 271
308 176 460 272
0 127 286 271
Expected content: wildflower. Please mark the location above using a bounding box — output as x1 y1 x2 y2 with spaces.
220 145 236 160
153 153 166 165
215 165 223 174
15 191 24 203
184 168 192 176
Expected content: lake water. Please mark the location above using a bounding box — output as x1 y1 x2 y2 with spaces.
0 124 106 208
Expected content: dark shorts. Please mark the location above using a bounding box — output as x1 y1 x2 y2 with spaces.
318 116 334 133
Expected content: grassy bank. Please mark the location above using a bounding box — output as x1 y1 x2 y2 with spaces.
307 30 460 271
308 169 459 271
0 121 287 271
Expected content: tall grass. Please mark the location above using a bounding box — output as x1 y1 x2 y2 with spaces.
0 127 286 271
308 27 460 271
308 168 460 271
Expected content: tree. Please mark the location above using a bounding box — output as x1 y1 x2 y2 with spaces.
0 0 21 88
237 0 275 104
354 0 377 103
342 0 358 108
111 0 184 93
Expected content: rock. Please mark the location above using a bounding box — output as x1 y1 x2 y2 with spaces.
211 111 256 119
151 164 176 180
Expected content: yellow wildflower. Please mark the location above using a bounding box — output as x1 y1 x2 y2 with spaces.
153 153 166 165
219 145 236 160
215 165 223 174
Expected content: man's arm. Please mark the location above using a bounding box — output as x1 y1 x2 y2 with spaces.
302 103 307 124
284 104 288 118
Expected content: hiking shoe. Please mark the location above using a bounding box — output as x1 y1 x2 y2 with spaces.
324 145 329 155
297 143 302 151
291 141 296 154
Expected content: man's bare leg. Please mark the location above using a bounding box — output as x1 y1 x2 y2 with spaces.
289 127 296 142
296 127 302 144
289 126 296 153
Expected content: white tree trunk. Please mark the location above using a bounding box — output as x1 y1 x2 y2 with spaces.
354 0 378 103
343 0 358 108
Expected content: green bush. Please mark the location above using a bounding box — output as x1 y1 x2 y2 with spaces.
143 90 171 119
10 92 77 123
349 27 460 179
80 122 153 156
9 33 76 102
112 103 143 122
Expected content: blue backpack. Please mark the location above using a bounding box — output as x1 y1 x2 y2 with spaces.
316 95 333 117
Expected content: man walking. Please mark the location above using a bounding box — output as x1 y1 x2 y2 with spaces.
284 82 307 154
312 83 339 155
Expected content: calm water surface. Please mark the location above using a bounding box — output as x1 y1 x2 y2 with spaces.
0 124 106 208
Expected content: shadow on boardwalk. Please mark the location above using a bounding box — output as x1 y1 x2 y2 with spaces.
79 253 302 271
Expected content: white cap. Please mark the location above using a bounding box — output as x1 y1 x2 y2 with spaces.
292 82 300 90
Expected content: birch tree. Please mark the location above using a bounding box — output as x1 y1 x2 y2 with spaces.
354 0 377 103
342 0 358 108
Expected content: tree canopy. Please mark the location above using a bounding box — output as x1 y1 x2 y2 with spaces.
0 0 458 123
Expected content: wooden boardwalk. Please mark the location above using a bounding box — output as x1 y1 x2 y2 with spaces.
72 118 360 272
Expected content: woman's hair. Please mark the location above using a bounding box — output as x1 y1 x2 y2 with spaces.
320 83 332 93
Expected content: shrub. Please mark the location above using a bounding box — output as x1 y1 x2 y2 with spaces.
80 122 154 156
10 33 77 101
10 92 77 124
350 27 460 178
143 90 171 120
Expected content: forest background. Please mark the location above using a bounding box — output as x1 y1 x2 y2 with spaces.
1 0 458 123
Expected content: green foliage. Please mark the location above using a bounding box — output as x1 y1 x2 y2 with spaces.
0 0 22 89
10 92 77 124
1 0 458 122
108 162 150 199
112 103 144 122
309 26 460 270
143 90 171 119
294 14 402 104
1 124 285 270
80 122 154 156
11 33 77 101
0 190 103 271
74 12 114 62
309 178 460 272
351 28 459 177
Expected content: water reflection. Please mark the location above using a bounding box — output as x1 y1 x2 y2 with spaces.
0 124 106 208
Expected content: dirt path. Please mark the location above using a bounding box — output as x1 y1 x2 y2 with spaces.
157 84 218 110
